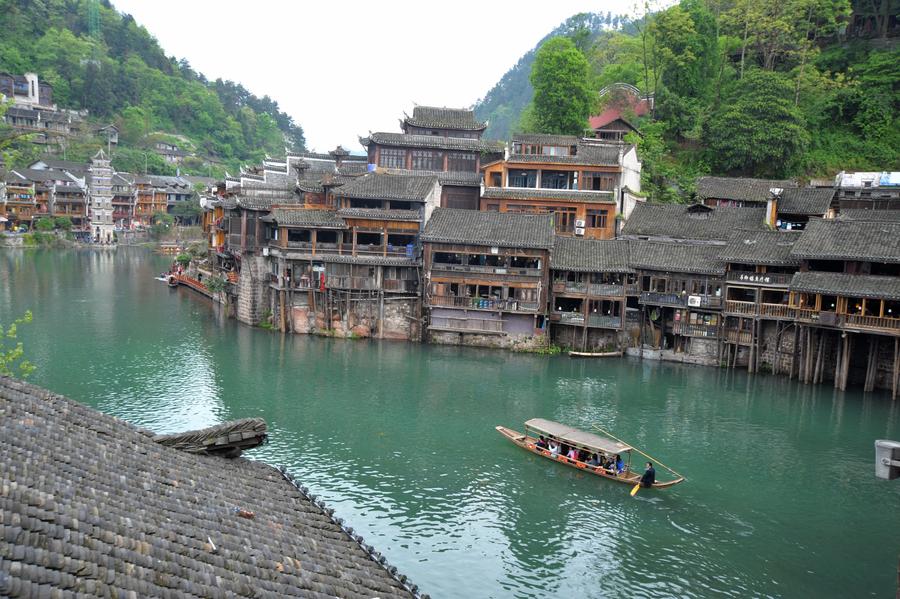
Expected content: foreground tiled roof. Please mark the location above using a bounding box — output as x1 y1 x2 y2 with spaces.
622 203 767 241
719 230 801 266
629 241 725 275
269 208 346 228
236 195 301 211
0 376 420 599
777 188 834 215
697 176 796 203
481 187 615 204
789 271 900 301
363 132 503 153
512 134 579 147
790 219 900 263
334 173 437 201
422 208 554 249
551 237 633 273
507 142 621 166
837 209 900 222
338 208 422 221
404 106 486 131
378 168 481 187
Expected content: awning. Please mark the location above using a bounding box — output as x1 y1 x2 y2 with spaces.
525 418 631 454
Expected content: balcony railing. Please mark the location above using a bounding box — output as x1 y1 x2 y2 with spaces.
589 314 622 329
552 281 628 296
724 329 752 345
553 311 585 325
759 303 796 319
432 262 542 277
727 271 793 286
724 300 757 315
429 295 540 313
844 314 900 332
429 315 504 334
383 279 418 292
672 322 719 338
640 291 722 309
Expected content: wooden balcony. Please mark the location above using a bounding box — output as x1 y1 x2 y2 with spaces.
841 314 900 334
552 281 627 297
759 303 797 319
640 292 722 309
432 262 542 278
724 328 752 345
429 315 505 335
589 314 622 329
551 311 585 325
672 322 719 338
724 300 756 315
429 295 540 313
727 271 793 286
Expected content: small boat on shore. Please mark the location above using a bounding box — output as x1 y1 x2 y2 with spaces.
496 418 684 489
568 350 623 358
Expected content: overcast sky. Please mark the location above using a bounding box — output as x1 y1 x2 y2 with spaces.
111 0 637 153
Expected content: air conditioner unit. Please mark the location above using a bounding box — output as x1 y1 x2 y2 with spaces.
574 227 585 236
687 295 701 307
262 247 269 256
574 219 586 228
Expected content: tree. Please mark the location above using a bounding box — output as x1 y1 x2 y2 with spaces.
171 200 201 225
149 211 174 239
1 311 35 379
54 216 73 231
529 37 594 135
34 218 55 232
705 69 810 176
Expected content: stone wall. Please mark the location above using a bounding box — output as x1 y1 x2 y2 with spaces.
287 289 419 341
550 325 623 351
428 329 546 351
235 255 269 326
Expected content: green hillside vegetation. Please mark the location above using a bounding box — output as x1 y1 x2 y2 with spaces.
0 0 305 174
481 1 899 202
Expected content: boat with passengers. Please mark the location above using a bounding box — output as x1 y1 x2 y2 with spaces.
496 418 684 489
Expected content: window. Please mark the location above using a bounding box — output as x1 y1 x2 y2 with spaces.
583 172 616 191
379 148 406 169
490 172 502 187
411 150 442 171
447 152 476 172
509 170 537 188
485 203 500 211
553 207 577 232
540 171 570 189
586 209 607 228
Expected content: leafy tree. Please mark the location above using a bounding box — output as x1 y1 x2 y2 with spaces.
529 37 594 135
34 218 55 232
1 311 35 379
705 69 810 176
171 200 201 225
54 216 73 231
175 253 192 268
149 211 174 239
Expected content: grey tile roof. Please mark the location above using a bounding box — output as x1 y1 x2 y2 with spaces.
236 195 301 211
297 179 325 193
271 208 346 228
551 237 633 273
422 208 554 249
364 132 503 153
696 176 796 203
334 173 438 201
789 271 900 301
404 106 486 131
837 209 900 222
380 168 481 187
719 230 801 266
0 376 418 599
790 219 900 263
777 188 834 215
508 142 620 166
629 241 726 275
338 208 422 221
622 203 767 241
512 134 580 146
482 187 615 204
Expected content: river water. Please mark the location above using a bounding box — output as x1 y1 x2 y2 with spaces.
2 248 899 598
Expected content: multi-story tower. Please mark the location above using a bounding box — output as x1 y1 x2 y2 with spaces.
89 150 115 243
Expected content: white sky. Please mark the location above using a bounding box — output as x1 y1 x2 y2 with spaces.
111 0 636 153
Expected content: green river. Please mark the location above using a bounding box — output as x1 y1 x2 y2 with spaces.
2 248 899 598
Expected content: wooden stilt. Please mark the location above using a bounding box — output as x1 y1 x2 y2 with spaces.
864 337 878 393
892 337 899 401
839 334 851 391
790 325 799 380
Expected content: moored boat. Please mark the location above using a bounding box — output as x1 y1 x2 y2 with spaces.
568 350 623 358
496 418 684 489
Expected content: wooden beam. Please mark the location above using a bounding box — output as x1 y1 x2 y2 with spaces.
892 337 899 401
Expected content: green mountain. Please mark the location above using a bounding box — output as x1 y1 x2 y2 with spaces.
0 0 305 174
474 12 624 140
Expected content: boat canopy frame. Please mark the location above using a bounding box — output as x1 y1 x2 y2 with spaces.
524 418 632 456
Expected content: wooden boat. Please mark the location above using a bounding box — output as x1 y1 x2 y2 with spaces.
496 418 684 489
167 275 178 287
568 350 623 358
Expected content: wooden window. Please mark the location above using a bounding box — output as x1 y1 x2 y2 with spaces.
583 172 616 191
378 148 405 169
447 152 476 172
586 209 608 228
411 150 442 171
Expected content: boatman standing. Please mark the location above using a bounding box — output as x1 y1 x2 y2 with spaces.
640 462 656 488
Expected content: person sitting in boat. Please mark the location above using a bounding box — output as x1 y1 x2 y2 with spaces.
587 453 600 467
566 447 578 461
604 456 617 474
615 454 625 474
536 435 548 450
640 462 656 488
548 439 560 456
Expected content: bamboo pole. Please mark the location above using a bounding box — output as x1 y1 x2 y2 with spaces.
590 424 685 480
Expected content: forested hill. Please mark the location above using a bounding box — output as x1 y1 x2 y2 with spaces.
474 12 625 140
475 0 899 200
0 0 305 173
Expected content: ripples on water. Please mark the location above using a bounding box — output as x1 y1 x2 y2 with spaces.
4 248 900 598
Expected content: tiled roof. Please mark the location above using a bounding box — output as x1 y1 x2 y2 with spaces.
551 237 633 273
404 106 486 131
777 188 834 215
0 376 419 599
270 208 345 228
297 179 325 194
837 209 900 222
334 173 438 201
789 271 900 301
719 230 801 266
629 241 726 275
380 168 481 187
508 142 620 166
363 132 503 153
512 134 579 146
790 219 900 263
621 203 767 241
481 187 615 204
236 195 301 211
696 176 796 203
338 208 422 221
422 208 554 249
